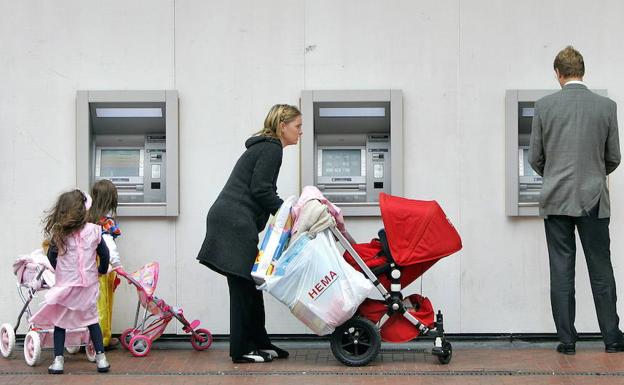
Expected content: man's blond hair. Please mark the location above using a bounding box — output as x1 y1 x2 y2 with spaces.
554 46 585 78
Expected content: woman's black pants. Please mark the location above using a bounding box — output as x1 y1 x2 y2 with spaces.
226 275 272 358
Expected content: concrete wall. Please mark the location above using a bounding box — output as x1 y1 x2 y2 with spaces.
1 0 623 335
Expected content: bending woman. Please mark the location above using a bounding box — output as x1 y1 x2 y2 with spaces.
197 104 302 363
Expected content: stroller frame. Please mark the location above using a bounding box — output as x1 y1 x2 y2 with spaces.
116 268 212 357
329 226 452 366
1 266 97 366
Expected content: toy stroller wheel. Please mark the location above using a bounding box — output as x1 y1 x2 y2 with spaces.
120 328 135 350
129 335 151 357
0 323 16 358
330 317 380 366
437 341 452 365
190 328 213 351
65 345 80 354
85 342 97 362
23 331 42 366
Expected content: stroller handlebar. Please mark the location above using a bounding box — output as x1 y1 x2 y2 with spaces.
114 267 143 289
114 266 159 301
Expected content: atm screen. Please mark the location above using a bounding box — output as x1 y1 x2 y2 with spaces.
100 149 141 177
322 149 362 177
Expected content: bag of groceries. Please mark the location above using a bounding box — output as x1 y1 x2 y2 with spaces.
251 196 296 284
260 229 373 335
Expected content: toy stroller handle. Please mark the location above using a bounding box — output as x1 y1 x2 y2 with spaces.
114 267 142 288
13 267 47 332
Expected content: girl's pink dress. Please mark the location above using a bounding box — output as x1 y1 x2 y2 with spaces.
30 223 102 330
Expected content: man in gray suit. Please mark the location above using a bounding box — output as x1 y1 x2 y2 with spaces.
529 46 624 355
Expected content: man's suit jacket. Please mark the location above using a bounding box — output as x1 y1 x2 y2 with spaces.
529 83 621 218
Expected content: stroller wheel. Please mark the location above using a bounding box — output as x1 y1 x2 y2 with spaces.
85 342 97 362
436 341 452 365
23 331 42 366
129 335 152 357
120 328 136 350
190 328 213 351
0 323 16 358
330 317 381 366
65 345 81 354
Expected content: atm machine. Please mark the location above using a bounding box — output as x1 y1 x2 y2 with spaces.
301 90 403 216
505 89 607 216
76 90 179 216
93 134 166 204
316 133 390 204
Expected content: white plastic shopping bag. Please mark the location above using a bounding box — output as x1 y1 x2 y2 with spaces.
251 196 296 284
260 229 373 335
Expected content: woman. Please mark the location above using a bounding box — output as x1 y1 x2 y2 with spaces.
197 104 302 363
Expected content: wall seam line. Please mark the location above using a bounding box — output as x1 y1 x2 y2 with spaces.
173 0 179 336
457 0 463 335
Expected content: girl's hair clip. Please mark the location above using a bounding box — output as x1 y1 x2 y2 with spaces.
80 190 92 210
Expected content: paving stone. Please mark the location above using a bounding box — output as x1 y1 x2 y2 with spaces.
1 340 624 385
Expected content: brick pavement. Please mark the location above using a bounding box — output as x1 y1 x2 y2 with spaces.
1 340 624 385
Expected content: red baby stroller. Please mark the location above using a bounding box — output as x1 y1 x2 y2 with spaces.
333 193 462 366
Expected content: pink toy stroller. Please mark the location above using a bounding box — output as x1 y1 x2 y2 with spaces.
331 193 462 366
115 262 212 357
0 249 97 365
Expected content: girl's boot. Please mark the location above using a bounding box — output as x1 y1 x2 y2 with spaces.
48 356 64 374
95 352 110 372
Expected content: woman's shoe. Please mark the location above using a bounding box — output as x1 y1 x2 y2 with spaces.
259 343 289 359
232 350 273 363
48 355 64 374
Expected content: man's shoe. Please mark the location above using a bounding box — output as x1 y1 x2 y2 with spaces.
605 341 624 353
48 355 64 374
556 342 576 355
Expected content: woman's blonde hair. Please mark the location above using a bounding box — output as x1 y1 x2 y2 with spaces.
255 104 301 139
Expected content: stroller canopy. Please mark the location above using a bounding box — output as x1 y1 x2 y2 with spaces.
132 262 159 296
13 249 56 289
379 193 462 267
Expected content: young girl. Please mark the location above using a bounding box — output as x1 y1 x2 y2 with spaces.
87 179 123 349
30 189 111 374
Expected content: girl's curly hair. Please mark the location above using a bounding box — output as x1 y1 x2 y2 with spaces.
43 189 87 255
